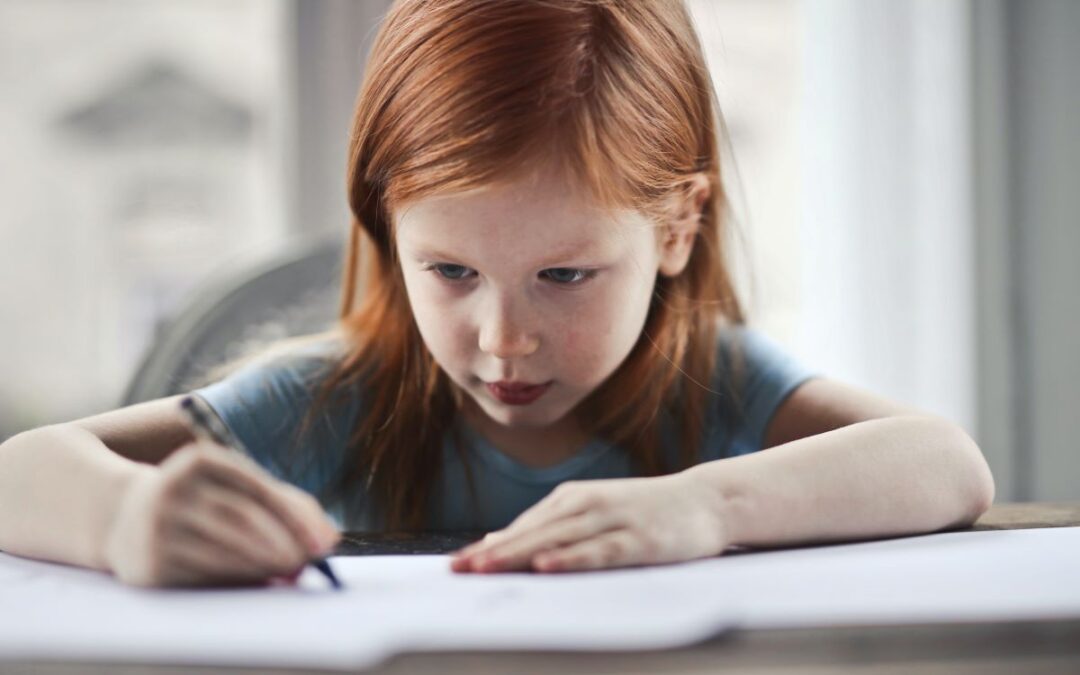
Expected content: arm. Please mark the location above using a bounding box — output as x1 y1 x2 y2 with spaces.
692 376 995 547
0 395 337 586
0 396 190 569
450 377 995 572
688 414 996 549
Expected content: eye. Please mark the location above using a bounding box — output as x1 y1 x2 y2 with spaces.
425 263 475 282
541 268 597 286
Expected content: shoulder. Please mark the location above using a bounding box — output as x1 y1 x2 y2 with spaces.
193 332 358 428
710 323 929 452
189 333 362 494
704 323 821 456
761 373 930 449
712 323 815 394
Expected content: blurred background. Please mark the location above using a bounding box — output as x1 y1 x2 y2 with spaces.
0 0 1076 502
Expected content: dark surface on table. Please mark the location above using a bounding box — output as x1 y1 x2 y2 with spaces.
335 530 485 555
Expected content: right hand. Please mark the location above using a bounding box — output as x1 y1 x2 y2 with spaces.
102 442 341 587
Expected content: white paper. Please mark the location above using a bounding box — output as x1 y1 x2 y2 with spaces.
1 526 1078 670
692 525 1080 629
0 551 734 669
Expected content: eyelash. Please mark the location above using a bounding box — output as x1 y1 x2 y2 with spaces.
421 263 598 287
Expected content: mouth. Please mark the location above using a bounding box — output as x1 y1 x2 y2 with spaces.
485 380 553 406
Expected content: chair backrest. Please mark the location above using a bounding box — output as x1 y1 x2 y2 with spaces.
122 235 345 406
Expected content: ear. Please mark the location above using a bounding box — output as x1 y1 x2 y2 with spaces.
658 173 710 278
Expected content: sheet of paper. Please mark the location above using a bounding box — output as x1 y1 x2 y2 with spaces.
689 525 1080 629
0 550 735 670
1 526 1078 670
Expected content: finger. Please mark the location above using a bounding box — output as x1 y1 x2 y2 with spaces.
213 485 310 571
455 486 596 559
453 514 571 563
461 511 617 573
279 482 341 549
149 561 205 588
451 530 509 560
450 531 506 571
453 515 584 571
184 448 331 557
166 522 279 585
506 486 593 533
236 466 338 553
176 482 304 573
531 529 643 573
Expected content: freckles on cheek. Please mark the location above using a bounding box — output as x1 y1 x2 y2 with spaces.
558 313 612 378
402 284 462 357
419 305 459 340
424 306 474 362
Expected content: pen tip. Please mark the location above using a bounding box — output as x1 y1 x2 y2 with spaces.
313 559 344 590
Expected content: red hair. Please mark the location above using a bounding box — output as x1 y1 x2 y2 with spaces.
302 0 746 530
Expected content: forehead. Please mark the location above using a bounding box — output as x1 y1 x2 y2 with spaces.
394 169 655 263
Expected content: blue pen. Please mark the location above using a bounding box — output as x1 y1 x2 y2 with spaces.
179 395 343 590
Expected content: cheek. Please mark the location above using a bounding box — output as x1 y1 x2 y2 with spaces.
401 276 472 364
555 277 652 378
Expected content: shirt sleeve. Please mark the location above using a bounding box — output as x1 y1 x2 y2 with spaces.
709 325 822 458
189 340 361 505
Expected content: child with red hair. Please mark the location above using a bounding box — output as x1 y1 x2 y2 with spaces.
0 0 993 586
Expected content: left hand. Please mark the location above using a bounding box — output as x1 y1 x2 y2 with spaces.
449 471 730 573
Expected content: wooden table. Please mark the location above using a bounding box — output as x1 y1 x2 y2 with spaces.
5 502 1079 675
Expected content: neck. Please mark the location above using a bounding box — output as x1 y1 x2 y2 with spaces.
459 400 593 469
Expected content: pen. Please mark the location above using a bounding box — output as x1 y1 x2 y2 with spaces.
178 395 343 590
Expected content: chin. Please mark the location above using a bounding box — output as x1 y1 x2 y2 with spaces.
476 399 565 429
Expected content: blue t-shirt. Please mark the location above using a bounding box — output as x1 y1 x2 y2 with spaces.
192 326 819 532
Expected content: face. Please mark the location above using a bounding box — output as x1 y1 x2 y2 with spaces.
394 165 665 432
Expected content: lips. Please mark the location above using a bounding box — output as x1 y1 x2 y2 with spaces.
486 380 552 405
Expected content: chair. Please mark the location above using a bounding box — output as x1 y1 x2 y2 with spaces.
122 234 345 406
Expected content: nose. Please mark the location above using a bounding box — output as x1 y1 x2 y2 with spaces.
477 296 540 360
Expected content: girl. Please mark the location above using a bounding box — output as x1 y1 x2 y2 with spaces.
0 0 994 587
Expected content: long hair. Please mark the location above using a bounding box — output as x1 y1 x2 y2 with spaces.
300 0 747 530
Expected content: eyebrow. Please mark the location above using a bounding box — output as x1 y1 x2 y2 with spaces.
407 243 607 269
